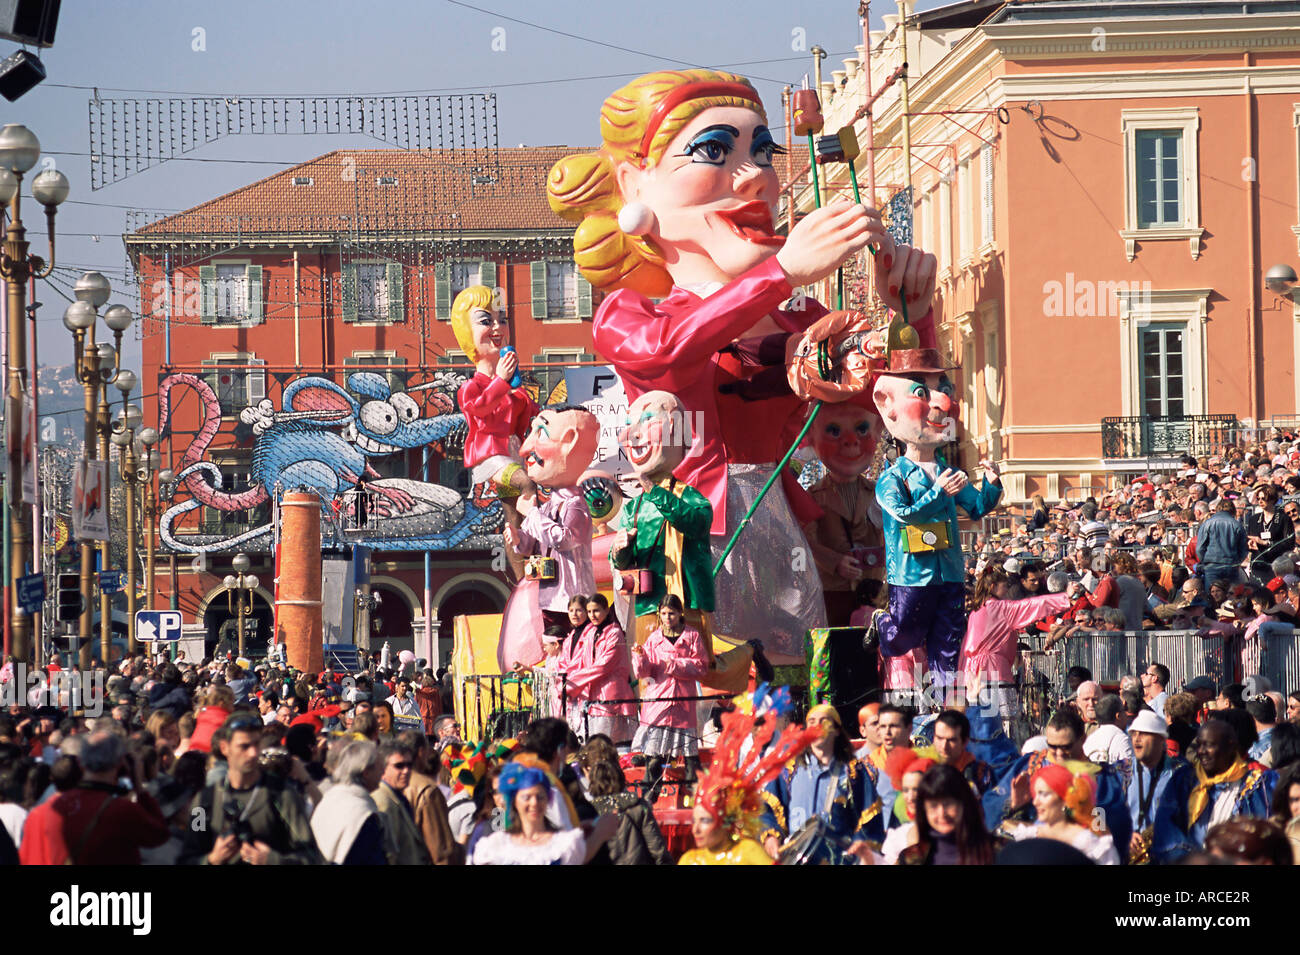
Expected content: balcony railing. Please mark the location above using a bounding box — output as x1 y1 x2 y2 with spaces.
1100 414 1238 459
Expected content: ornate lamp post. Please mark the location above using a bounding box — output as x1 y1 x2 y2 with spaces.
110 368 158 654
223 553 258 658
353 587 382 649
62 273 132 666
0 124 69 661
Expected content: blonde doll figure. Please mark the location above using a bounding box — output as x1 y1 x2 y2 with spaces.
451 285 539 572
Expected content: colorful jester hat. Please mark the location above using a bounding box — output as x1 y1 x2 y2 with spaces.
695 684 822 839
450 740 491 798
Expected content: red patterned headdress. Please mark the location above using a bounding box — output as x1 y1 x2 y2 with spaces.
695 695 821 838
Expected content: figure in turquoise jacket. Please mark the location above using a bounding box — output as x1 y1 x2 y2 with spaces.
868 344 1002 691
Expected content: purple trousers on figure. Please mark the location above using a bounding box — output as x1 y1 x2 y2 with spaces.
877 581 966 685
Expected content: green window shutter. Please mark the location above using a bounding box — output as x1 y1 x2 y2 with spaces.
531 260 548 319
576 270 593 319
434 260 451 320
341 263 358 323
199 266 217 324
479 260 497 293
386 262 404 323
246 264 263 324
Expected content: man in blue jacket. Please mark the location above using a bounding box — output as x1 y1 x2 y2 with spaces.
868 346 1002 698
1194 498 1246 588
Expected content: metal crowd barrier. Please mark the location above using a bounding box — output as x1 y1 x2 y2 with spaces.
1056 629 1299 696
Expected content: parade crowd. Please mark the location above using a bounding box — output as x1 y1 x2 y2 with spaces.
0 435 1297 866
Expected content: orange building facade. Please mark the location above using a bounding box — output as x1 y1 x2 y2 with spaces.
796 0 1300 503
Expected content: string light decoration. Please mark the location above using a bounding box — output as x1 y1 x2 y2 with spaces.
88 93 500 190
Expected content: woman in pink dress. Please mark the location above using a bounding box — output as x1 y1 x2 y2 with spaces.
547 69 938 663
961 565 1081 736
632 594 710 800
563 594 637 746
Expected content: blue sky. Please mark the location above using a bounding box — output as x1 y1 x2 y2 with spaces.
2 0 949 371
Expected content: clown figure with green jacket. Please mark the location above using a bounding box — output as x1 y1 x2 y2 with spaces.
610 390 716 649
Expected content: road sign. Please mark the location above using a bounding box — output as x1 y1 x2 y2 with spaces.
17 573 45 615
98 571 123 594
136 610 183 643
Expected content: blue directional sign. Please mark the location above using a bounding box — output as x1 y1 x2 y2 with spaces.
135 610 183 643
17 573 45 615
98 571 124 594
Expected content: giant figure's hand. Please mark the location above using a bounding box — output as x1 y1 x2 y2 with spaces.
875 243 937 319
775 200 886 288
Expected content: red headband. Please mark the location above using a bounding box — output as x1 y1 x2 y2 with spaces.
636 81 763 164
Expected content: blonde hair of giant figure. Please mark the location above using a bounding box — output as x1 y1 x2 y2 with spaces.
546 69 766 297
451 285 498 365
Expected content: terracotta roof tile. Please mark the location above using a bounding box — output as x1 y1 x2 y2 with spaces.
132 145 592 237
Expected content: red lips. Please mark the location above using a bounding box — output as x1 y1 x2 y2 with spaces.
714 201 785 247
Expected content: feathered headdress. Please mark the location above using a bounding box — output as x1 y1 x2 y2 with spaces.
694 684 821 838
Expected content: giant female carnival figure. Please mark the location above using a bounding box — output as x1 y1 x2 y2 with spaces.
547 69 938 662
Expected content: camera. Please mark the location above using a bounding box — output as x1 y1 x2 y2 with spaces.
222 802 256 845
523 556 557 581
614 569 653 595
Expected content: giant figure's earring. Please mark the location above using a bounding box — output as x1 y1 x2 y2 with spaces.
618 201 656 237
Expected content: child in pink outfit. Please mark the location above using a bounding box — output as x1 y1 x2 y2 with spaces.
631 594 709 800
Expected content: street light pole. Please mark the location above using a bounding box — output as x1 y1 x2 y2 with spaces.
96 347 112 664
224 552 257 659
110 369 145 653
0 125 70 662
63 272 123 668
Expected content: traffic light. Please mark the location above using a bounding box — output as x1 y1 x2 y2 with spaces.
56 573 81 622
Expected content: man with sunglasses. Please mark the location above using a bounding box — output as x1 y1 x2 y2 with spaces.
180 713 322 865
371 741 432 865
982 708 1133 860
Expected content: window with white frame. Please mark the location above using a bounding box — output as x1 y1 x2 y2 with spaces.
199 263 263 325
938 179 952 274
1139 325 1185 418
919 190 932 260
203 355 265 417
449 261 479 301
958 158 974 262
980 144 994 248
215 265 248 320
199 450 264 533
355 264 390 321
546 262 576 319
1121 108 1202 261
1117 289 1210 418
1136 131 1182 229
345 352 406 394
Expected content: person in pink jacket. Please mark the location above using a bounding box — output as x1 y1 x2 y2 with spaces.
960 565 1082 737
517 595 589 719
632 594 710 801
563 595 636 746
